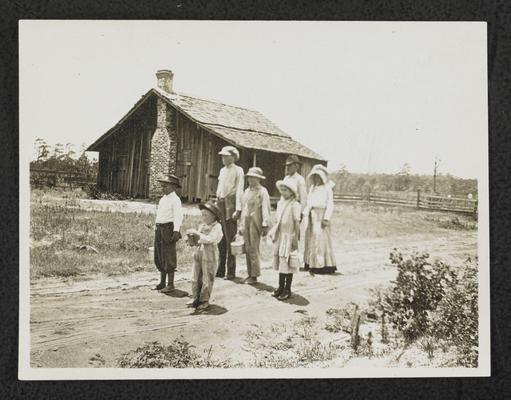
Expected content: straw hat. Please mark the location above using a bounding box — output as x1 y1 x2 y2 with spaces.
157 174 182 188
276 179 298 198
285 154 302 166
245 167 266 180
218 146 240 161
198 201 223 222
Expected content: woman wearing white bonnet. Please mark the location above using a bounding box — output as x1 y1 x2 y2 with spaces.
302 165 337 274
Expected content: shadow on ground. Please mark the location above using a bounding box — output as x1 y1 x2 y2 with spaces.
161 288 189 298
282 293 309 306
192 304 228 316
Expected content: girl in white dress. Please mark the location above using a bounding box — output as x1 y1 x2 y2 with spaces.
269 179 302 300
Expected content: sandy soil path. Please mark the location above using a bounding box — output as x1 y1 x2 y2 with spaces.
30 231 477 368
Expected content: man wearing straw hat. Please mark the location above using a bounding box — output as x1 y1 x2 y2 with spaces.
215 145 244 280
153 174 183 293
282 154 308 212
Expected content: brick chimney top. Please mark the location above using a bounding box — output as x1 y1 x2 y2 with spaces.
156 69 174 93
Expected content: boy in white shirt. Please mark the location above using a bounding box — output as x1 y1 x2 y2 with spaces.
154 175 183 293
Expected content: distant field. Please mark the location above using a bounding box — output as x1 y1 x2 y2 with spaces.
29 188 477 281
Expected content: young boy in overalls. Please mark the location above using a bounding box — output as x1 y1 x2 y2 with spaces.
185 201 224 311
215 146 244 280
153 174 183 293
239 167 271 284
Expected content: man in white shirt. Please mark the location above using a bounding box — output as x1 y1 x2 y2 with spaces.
154 174 183 293
282 154 308 212
215 145 244 279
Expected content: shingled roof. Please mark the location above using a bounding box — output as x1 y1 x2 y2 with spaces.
87 87 326 161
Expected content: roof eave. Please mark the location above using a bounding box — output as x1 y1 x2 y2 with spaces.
87 88 327 162
86 89 156 151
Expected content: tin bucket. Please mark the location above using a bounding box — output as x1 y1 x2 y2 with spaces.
230 236 245 256
289 251 301 269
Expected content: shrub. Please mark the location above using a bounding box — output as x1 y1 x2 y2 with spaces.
117 339 233 368
432 258 479 367
384 249 455 342
375 251 479 367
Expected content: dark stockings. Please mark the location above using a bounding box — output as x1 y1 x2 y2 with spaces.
278 273 286 289
278 273 293 291
285 273 293 291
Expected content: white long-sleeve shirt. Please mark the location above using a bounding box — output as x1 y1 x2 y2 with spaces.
282 172 308 211
197 222 224 245
216 163 244 211
155 191 183 231
303 184 334 220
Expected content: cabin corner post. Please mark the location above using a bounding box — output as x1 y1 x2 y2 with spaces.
149 98 178 197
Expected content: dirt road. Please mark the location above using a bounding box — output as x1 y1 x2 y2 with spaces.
30 231 477 368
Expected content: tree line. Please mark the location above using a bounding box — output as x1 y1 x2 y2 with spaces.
31 138 98 178
330 163 477 197
31 139 476 197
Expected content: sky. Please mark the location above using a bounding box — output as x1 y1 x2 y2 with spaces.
19 21 487 178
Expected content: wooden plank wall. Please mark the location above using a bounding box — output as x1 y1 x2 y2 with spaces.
175 114 224 201
95 97 156 198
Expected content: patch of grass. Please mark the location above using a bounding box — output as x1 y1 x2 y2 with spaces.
324 307 353 333
419 336 436 360
331 203 471 240
245 317 340 368
30 190 201 280
117 339 235 368
424 215 477 231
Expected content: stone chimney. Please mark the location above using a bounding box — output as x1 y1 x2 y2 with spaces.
149 70 178 197
156 69 174 93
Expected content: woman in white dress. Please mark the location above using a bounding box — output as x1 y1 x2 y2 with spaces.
303 166 337 274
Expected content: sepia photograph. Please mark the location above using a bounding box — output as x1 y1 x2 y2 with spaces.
19 20 489 379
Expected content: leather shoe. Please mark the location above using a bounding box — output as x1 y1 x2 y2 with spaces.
278 290 291 301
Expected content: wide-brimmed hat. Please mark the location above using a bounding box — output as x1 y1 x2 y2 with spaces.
245 167 266 180
276 179 298 198
307 168 328 185
198 201 223 222
218 146 240 161
157 174 182 188
285 154 302 166
311 164 328 175
310 164 336 188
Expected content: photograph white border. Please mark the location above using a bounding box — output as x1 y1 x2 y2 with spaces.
18 20 490 380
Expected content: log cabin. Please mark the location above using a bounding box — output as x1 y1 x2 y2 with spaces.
86 70 327 201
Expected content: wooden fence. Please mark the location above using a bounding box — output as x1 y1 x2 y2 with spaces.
30 168 96 189
333 190 477 214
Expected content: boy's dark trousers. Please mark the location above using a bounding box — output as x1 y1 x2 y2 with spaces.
154 222 177 273
216 197 237 278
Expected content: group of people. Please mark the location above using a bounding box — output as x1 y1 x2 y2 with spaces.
152 145 337 311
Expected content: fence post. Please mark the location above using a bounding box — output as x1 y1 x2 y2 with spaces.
416 189 421 209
